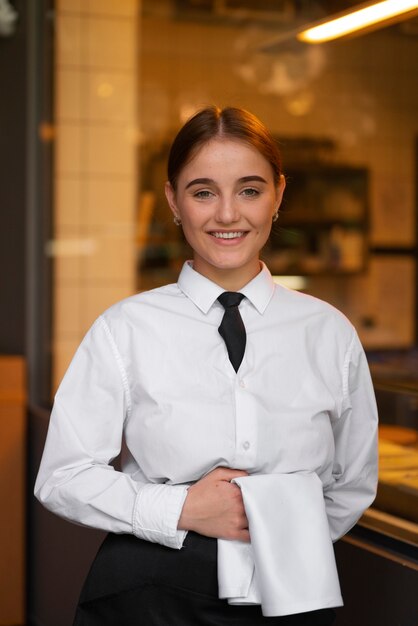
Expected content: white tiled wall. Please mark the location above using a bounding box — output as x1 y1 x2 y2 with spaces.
53 0 140 391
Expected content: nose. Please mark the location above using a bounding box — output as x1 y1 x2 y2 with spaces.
215 195 240 224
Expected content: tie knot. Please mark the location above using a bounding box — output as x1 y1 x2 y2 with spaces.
218 292 245 309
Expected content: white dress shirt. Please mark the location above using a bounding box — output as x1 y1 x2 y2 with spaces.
35 260 378 611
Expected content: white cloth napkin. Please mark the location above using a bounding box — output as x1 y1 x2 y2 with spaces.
217 473 343 617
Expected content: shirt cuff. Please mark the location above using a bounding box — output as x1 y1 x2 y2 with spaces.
132 483 189 549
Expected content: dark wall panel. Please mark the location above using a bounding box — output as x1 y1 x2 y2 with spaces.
0 0 28 354
334 537 418 626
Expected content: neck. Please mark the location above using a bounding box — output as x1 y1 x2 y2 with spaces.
192 259 262 291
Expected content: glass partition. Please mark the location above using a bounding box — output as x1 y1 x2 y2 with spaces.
51 0 418 545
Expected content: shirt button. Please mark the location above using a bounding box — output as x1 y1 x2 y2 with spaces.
243 441 250 451
239 379 246 388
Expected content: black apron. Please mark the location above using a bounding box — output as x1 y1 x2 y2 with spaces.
73 532 336 626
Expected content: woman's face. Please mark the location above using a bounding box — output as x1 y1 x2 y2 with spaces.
165 138 285 289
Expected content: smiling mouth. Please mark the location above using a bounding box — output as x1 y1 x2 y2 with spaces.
209 231 247 239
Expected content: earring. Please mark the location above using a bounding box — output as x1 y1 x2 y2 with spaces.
272 210 279 222
173 215 182 226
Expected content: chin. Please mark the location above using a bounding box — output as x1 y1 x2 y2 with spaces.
209 256 256 274
210 256 248 270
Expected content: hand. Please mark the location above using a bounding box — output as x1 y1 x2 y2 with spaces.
178 467 250 542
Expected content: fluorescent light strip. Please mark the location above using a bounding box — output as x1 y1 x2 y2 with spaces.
298 0 418 43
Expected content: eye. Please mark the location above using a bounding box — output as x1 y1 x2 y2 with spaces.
193 189 213 199
240 187 260 198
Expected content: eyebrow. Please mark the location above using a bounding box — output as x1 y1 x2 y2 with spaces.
239 175 268 184
184 175 268 190
185 178 214 190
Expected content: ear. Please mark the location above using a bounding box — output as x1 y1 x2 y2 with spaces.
165 181 180 221
274 174 286 215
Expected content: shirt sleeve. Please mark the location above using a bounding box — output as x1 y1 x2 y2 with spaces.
34 315 188 549
324 330 379 542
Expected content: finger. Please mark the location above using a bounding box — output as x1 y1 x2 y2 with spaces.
214 467 249 481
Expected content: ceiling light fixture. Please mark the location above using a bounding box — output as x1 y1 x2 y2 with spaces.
298 0 418 43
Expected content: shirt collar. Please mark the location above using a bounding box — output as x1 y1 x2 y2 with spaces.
177 261 275 315
240 262 275 314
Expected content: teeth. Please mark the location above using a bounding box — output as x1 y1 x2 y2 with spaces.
212 231 244 239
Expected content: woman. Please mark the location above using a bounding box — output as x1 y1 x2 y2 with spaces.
35 106 378 625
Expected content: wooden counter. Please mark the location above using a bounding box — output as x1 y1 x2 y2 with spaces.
0 356 26 625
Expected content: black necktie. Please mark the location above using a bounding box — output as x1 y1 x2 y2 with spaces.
217 292 246 372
